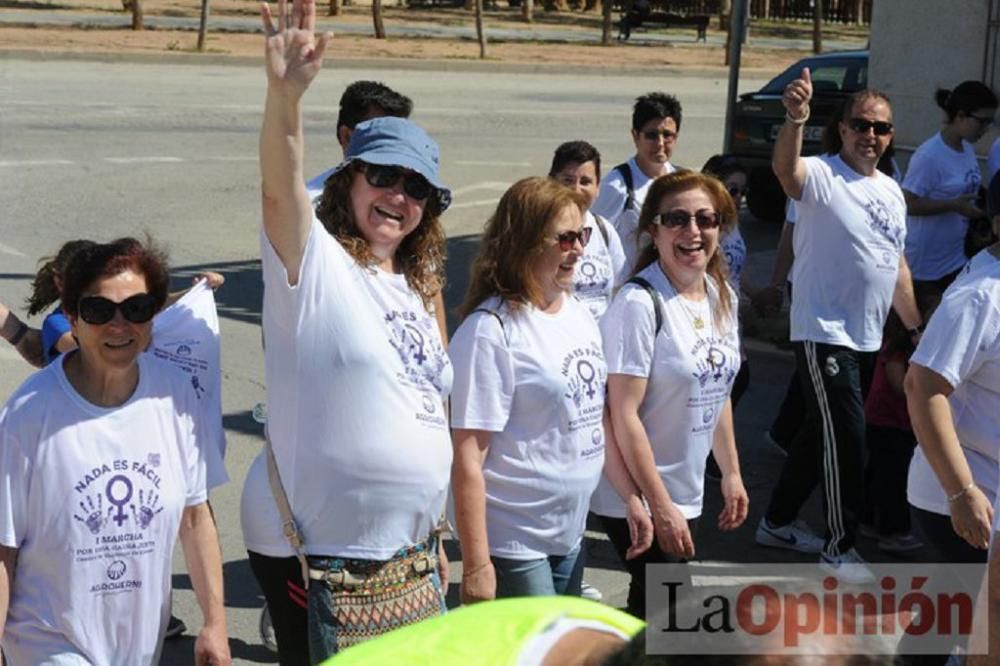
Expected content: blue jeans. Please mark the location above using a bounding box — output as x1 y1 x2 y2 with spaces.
306 540 446 664
491 544 584 598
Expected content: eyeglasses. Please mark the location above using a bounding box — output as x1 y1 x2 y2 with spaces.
967 113 996 127
78 293 158 326
359 162 435 202
655 210 721 230
845 118 894 136
727 185 748 199
641 129 678 142
551 227 593 251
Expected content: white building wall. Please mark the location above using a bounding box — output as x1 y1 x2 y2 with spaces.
869 0 997 164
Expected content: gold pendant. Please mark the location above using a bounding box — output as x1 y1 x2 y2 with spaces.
693 316 705 330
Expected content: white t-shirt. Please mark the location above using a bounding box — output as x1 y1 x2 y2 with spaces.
590 262 740 519
592 157 675 274
907 260 1000 515
720 226 747 292
150 280 227 488
574 211 629 321
956 246 1000 284
449 296 607 559
790 154 907 352
242 219 454 559
903 133 982 280
0 354 211 666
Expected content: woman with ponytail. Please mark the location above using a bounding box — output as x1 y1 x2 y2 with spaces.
588 170 748 619
903 81 998 299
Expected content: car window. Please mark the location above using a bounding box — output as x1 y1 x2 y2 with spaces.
760 57 867 95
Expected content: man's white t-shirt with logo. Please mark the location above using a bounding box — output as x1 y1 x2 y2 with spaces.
903 133 982 280
590 263 740 519
151 280 227 487
241 219 454 560
592 158 675 274
574 211 629 321
449 296 607 559
907 260 1000 515
790 154 907 352
0 354 214 665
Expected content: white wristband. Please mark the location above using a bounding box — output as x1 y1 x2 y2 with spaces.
785 107 811 125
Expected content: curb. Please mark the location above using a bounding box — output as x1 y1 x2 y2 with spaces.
0 45 735 78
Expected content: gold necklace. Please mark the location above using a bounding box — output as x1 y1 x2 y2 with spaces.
678 298 707 330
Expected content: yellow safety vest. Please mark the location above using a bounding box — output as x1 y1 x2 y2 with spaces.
324 596 645 665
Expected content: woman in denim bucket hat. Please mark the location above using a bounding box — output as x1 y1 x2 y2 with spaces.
242 0 454 662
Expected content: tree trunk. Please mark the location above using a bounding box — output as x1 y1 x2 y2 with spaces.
196 0 210 51
373 0 386 38
600 0 612 44
474 0 487 58
329 0 342 16
854 0 863 24
521 0 533 22
131 0 143 30
719 0 731 30
583 0 598 11
812 0 822 54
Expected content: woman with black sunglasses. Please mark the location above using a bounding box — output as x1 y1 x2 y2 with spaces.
244 0 455 661
450 177 652 605
0 237 230 665
590 171 748 619
903 81 998 301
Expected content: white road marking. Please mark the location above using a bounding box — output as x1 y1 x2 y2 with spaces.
455 160 531 167
0 242 26 257
104 157 184 164
205 156 258 162
0 159 74 167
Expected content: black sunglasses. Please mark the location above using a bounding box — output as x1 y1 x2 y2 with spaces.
846 118 894 136
727 185 748 198
552 227 593 251
641 129 678 142
359 162 435 202
655 210 721 230
78 293 158 326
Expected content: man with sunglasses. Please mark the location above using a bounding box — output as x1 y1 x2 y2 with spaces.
592 92 682 273
754 68 923 584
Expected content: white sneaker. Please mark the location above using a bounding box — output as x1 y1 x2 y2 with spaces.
259 605 278 653
755 518 824 554
580 581 603 602
820 548 876 585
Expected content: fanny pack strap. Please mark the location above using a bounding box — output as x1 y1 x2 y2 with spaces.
264 429 311 591
307 537 438 589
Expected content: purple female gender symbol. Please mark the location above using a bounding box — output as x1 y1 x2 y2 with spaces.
105 474 134 527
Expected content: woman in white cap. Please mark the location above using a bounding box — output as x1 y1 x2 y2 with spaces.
241 0 455 662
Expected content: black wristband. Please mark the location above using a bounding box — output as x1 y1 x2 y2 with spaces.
8 320 28 347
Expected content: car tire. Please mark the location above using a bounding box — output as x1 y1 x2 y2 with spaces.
747 167 788 223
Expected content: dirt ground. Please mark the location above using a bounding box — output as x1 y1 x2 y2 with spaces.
1 0 867 71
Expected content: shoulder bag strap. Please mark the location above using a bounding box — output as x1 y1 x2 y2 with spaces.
265 431 311 590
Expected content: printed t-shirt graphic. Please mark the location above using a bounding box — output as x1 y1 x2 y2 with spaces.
790 154 907 352
590 262 740 519
243 219 453 560
0 354 210 665
448 296 607 559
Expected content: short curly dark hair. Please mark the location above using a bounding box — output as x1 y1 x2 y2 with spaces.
61 237 170 318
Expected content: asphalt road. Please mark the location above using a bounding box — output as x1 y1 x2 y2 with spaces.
0 57 840 664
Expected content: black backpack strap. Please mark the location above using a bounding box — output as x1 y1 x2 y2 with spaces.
614 162 636 214
472 307 509 346
626 276 663 336
593 214 610 246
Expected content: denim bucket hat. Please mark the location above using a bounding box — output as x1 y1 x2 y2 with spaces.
335 116 452 212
